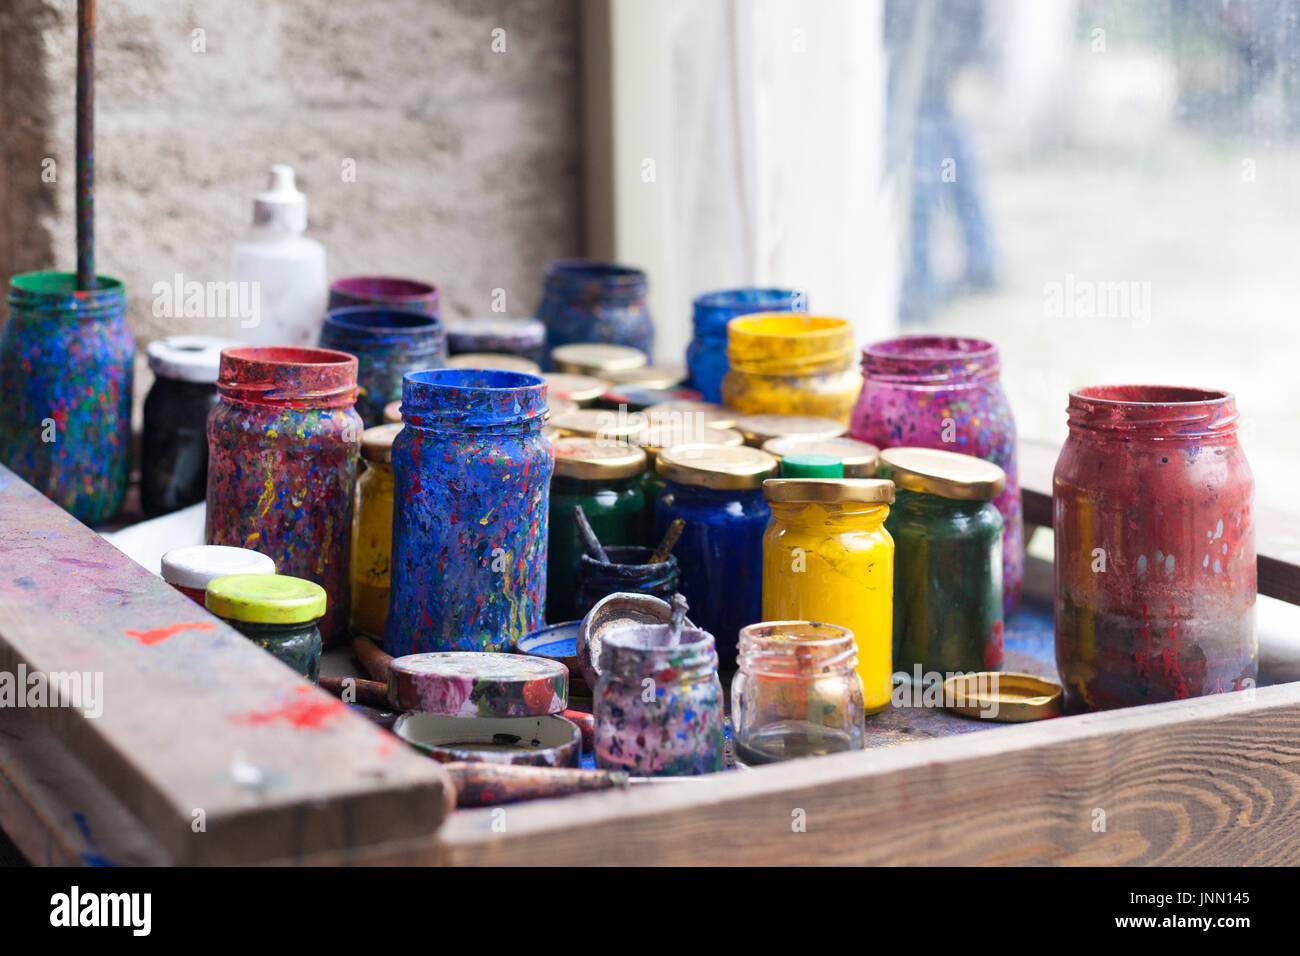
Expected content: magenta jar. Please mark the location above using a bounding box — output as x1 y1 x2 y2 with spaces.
850 335 1022 613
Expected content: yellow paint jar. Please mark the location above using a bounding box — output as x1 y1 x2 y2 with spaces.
762 477 896 713
350 423 402 638
722 314 862 423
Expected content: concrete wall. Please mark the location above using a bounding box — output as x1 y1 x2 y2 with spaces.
1 0 582 403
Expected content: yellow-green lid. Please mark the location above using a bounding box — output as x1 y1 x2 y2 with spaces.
205 574 327 624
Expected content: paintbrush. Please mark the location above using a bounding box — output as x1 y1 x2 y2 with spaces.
573 504 610 563
76 0 96 290
444 762 630 808
648 518 685 563
666 592 689 646
351 635 394 682
318 675 390 708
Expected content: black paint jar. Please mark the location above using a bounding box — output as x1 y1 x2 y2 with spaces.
576 545 680 618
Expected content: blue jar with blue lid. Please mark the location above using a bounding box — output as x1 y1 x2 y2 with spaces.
537 259 652 368
687 288 804 403
319 305 446 427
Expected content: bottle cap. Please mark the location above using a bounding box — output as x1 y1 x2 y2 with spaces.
601 365 685 389
762 477 894 505
161 545 275 591
445 353 542 374
551 343 648 376
780 453 843 478
642 401 738 431
252 165 307 232
877 446 1005 501
942 672 1062 722
361 423 403 463
637 424 743 466
147 336 243 384
205 573 326 624
543 373 608 405
762 435 880 477
550 407 648 442
382 400 403 424
552 436 647 480
733 413 846 447
656 444 778 490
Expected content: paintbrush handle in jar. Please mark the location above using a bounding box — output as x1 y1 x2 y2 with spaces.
444 762 630 807
649 518 685 563
573 504 610 563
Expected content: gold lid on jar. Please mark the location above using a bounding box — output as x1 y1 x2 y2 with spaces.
639 425 744 465
602 365 685 389
761 435 880 477
762 477 894 504
876 446 1005 501
382 400 403 424
550 407 649 442
733 413 846 446
642 400 738 431
551 343 648 376
543 372 608 405
656 444 778 490
552 436 647 480
445 353 542 374
361 423 403 464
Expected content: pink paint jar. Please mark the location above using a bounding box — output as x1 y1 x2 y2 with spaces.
850 335 1022 613
161 545 276 606
1055 386 1256 712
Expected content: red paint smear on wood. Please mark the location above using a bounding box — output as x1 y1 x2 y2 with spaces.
126 621 216 646
229 694 345 730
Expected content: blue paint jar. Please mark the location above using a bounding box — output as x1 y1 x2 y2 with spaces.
537 259 652 368
319 306 446 427
687 288 803 403
386 368 553 655
654 444 778 668
0 272 133 524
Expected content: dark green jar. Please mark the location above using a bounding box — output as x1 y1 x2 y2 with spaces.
548 437 647 622
878 447 1006 680
205 573 326 682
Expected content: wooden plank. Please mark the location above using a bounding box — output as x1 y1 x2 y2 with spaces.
435 680 1300 865
0 464 451 865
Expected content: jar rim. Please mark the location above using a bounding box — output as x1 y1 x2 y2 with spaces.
329 275 439 302
861 334 999 383
693 287 802 312
739 620 855 650
544 258 646 286
217 346 359 407
323 305 443 334
1070 384 1232 406
1066 384 1237 437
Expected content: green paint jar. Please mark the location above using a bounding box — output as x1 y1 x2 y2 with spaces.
205 573 326 682
548 437 647 622
878 447 1006 680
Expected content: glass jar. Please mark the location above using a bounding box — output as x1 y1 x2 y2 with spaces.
1055 386 1256 712
205 573 326 682
634 415 744 546
577 545 680 617
878 447 1005 679
319 306 446 427
445 316 547 366
594 623 724 776
722 314 861 423
327 275 441 315
732 621 866 765
537 259 653 366
161 544 275 606
655 444 778 668
387 368 553 655
688 288 804 404
851 335 1022 615
351 423 402 639
0 271 133 524
762 478 896 713
205 346 362 645
548 437 647 622
142 336 239 517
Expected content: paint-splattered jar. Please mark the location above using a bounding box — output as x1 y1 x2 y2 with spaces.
387 368 553 655
878 447 1005 680
0 272 133 524
446 316 547 366
850 335 1022 615
655 445 779 668
327 275 441 316
762 478 896 713
161 544 276 606
594 623 724 776
1054 386 1256 712
205 346 362 645
577 545 681 617
537 259 653 367
722 314 861 423
142 336 240 517
205 573 326 682
732 621 865 764
688 288 804 403
548 437 647 622
319 306 445 427
351 424 402 639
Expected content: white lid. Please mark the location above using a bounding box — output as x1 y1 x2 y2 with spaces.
161 545 276 590
147 336 243 383
252 164 307 232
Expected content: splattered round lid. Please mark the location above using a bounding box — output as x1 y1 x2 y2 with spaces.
387 652 568 717
205 573 326 624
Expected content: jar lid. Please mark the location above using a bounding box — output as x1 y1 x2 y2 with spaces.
445 352 542 374
601 384 704 410
387 652 568 716
733 413 846 446
762 435 880 477
637 425 743 465
780 453 843 478
552 436 647 479
550 407 649 442
546 397 579 420
161 545 275 591
147 336 243 383
602 365 685 389
643 401 738 430
205 573 326 624
877 446 1005 501
762 477 894 504
551 343 648 375
942 672 1062 722
361 423 403 463
543 373 608 404
445 316 546 348
382 400 403 424
656 444 778 490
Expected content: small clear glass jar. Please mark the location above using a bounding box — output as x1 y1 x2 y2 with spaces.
732 621 866 765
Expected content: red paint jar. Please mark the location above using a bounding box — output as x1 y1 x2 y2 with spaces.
205 347 363 645
1054 386 1256 712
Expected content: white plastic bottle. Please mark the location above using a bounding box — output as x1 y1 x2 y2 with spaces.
231 165 327 347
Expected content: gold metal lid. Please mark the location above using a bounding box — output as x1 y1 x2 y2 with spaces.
445 352 542 374
382 400 403 424
602 365 685 389
733 413 847 446
361 423 403 463
762 435 880 477
642 401 738 431
638 425 743 465
552 436 647 480
543 372 608 405
656 444 778 490
762 477 894 504
942 672 1062 722
545 396 579 420
877 446 1005 501
550 407 649 442
551 343 648 375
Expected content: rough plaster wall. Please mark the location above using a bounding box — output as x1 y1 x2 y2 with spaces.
1 0 582 410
